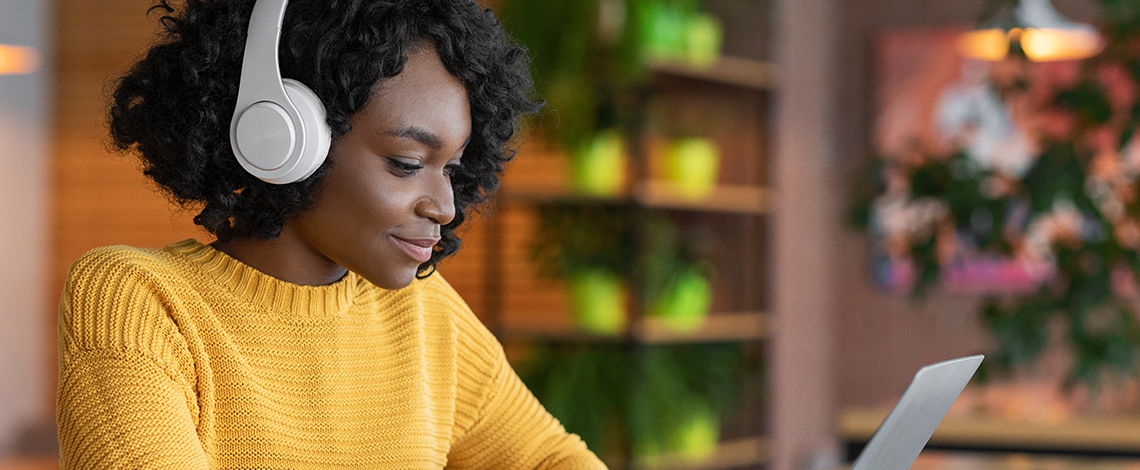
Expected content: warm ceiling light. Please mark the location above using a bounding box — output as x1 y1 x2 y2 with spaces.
959 0 1104 62
959 28 1011 61
1020 27 1102 61
0 44 40 75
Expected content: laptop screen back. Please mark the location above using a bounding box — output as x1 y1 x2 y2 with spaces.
850 355 984 470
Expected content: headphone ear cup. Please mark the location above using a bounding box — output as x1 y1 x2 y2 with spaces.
281 78 332 182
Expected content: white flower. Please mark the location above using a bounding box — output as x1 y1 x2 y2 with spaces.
1122 132 1140 178
934 65 1037 177
873 196 948 242
1023 198 1084 262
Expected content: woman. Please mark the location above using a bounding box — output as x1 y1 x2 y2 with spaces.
56 0 606 468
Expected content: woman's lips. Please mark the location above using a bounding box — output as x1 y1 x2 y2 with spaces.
393 236 439 263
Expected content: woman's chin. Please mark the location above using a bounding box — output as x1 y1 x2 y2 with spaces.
359 267 419 291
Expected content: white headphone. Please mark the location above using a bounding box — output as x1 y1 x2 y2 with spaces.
230 0 331 184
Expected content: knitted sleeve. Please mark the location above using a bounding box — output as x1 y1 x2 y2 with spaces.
425 277 607 470
57 247 210 469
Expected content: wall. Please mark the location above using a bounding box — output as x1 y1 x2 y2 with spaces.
832 0 1099 408
0 0 52 456
48 0 206 415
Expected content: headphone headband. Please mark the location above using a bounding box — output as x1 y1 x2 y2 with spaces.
234 0 291 113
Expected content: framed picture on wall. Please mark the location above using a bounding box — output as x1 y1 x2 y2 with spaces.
868 26 1067 294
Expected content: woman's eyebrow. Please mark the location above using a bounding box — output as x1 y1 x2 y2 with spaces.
384 126 444 150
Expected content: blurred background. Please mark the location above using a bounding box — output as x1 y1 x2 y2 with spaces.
10 0 1140 469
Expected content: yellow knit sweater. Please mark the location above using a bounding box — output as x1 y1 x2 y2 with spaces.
57 239 606 469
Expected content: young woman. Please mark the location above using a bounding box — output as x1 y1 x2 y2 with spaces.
56 0 606 468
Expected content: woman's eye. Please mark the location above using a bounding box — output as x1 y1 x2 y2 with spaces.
387 158 422 177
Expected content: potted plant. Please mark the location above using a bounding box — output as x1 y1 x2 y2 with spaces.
641 215 716 332
517 343 745 463
664 136 721 199
532 204 637 333
636 0 724 68
498 0 724 195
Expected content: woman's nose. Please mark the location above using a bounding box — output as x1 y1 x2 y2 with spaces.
416 173 455 225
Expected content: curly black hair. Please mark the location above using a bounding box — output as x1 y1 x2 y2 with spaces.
109 0 540 275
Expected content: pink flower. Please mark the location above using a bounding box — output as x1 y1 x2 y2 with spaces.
1028 61 1081 103
1085 126 1119 155
1098 63 1139 112
1116 219 1140 249
1033 109 1076 140
1040 61 1082 90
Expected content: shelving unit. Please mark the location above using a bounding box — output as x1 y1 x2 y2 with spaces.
474 52 774 470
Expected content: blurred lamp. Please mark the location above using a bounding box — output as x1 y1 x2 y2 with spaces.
0 44 40 75
959 0 1103 62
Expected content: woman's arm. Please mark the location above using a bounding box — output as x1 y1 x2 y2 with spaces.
445 356 608 470
58 351 210 469
424 275 606 469
57 247 211 469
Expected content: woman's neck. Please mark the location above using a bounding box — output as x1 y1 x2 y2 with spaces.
210 224 348 286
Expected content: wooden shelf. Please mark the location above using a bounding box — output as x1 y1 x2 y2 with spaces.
634 181 772 215
841 407 1140 455
498 186 629 206
647 56 775 91
632 435 769 470
634 311 769 344
498 325 628 344
499 311 769 345
500 182 772 215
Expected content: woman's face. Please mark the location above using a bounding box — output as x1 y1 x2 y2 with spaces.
287 45 471 290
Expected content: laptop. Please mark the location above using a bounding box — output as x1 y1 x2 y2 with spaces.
849 354 984 470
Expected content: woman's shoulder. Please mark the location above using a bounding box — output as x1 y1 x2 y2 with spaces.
68 240 197 277
59 241 203 361
61 240 211 325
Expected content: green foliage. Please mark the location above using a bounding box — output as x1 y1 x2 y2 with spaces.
530 205 714 311
517 343 746 458
1100 0 1140 32
981 295 1054 371
1056 83 1113 127
498 0 651 152
499 0 723 153
531 203 637 278
638 215 714 309
518 346 629 452
1021 143 1091 215
848 159 886 229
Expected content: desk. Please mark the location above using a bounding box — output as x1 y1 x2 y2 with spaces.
909 451 1140 470
0 459 57 470
841 407 1140 457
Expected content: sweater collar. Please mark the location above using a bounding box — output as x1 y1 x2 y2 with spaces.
167 239 360 322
